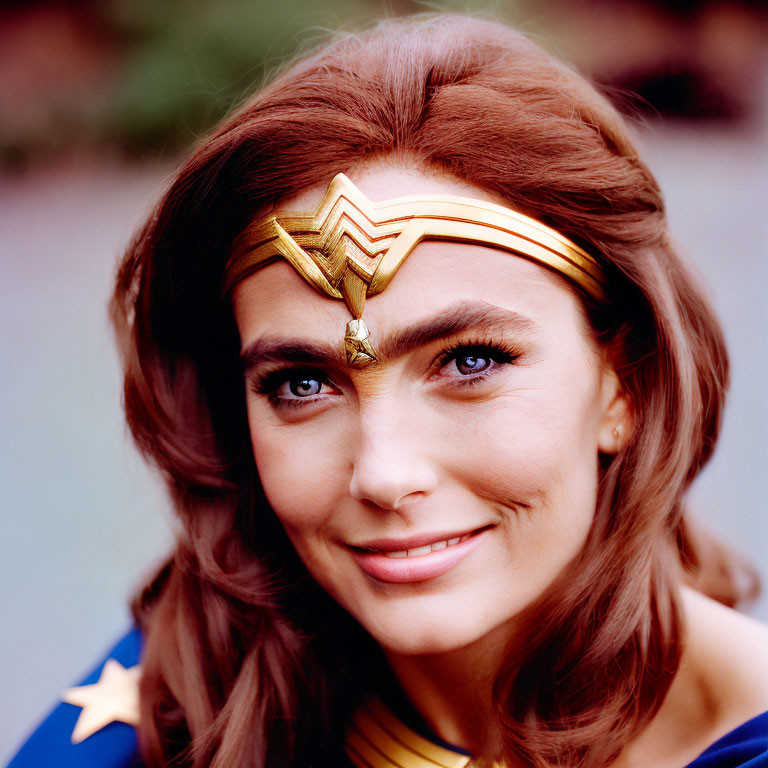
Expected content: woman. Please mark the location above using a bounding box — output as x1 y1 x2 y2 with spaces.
9 13 768 768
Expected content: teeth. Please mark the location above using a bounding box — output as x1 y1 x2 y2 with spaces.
380 535 472 558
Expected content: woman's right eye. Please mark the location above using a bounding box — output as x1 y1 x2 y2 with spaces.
252 368 339 408
280 374 326 398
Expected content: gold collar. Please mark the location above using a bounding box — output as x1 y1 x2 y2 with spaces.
344 695 479 768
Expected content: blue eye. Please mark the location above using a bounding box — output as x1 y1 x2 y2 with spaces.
437 341 520 387
288 376 322 397
251 367 336 407
455 354 491 375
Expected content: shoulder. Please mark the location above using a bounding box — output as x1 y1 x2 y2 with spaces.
6 627 144 768
674 588 768 768
682 587 768 725
613 589 768 768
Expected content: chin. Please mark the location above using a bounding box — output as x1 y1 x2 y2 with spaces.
363 605 505 656
375 628 481 656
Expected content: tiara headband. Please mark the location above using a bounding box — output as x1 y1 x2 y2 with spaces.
222 173 607 368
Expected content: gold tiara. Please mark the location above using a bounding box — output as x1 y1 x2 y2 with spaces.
223 173 606 368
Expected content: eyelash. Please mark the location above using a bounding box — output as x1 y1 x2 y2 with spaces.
250 337 521 409
434 337 519 384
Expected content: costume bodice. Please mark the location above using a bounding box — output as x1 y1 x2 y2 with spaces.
7 628 768 767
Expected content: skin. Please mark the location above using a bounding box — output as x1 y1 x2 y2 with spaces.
614 587 768 768
232 163 768 764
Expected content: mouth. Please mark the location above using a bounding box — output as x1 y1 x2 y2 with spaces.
347 525 493 583
351 527 487 557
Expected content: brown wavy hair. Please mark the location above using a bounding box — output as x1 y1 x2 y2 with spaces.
110 14 758 768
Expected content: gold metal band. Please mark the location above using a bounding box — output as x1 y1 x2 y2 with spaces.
223 173 606 367
345 695 472 768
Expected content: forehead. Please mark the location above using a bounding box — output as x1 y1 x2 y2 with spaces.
232 163 588 344
233 241 585 348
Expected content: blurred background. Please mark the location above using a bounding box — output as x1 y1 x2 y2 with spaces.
1 0 767 760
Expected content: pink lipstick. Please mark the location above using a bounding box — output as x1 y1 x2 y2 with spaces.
348 527 490 583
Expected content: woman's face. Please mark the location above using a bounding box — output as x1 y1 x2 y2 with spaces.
233 164 628 655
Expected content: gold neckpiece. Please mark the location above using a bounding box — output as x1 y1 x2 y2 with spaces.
345 695 474 768
222 173 606 368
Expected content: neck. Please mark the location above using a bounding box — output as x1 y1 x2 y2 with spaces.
383 620 517 757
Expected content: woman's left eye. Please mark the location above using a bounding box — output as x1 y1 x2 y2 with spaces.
453 353 492 376
437 343 518 385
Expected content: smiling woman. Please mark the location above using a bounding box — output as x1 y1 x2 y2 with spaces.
231 165 628 667
9 12 768 768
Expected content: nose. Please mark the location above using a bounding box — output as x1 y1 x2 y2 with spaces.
348 408 439 511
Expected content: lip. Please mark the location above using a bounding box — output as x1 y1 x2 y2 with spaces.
351 526 490 552
348 526 492 583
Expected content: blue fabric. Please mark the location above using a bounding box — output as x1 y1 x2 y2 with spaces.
6 628 144 768
684 710 768 767
7 623 767 767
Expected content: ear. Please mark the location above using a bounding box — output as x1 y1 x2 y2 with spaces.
596 361 633 455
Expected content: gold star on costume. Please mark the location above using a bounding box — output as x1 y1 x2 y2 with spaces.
61 659 140 744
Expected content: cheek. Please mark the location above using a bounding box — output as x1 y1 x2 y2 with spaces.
453 393 600 602
245 406 349 540
463 397 595 474
445 372 602 526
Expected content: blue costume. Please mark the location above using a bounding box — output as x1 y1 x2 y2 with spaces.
7 629 143 767
687 714 768 768
6 628 768 767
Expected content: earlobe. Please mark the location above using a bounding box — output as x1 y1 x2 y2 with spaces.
597 367 633 454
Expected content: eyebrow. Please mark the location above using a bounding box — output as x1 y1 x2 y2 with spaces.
239 300 536 375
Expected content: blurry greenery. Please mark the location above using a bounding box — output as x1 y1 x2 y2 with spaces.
103 0 385 155
102 0 521 155
0 0 524 164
